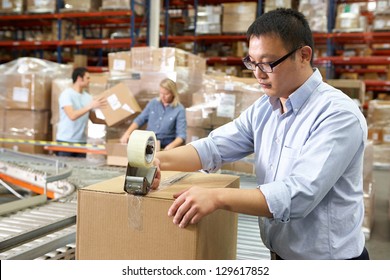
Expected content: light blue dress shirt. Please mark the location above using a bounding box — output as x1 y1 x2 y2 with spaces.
134 98 187 142
56 88 92 143
191 69 368 259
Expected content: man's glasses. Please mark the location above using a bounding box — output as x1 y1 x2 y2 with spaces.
242 47 302 73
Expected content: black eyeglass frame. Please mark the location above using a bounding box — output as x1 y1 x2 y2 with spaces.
242 46 302 73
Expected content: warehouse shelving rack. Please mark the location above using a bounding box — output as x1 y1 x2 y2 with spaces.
0 0 390 93
0 0 149 71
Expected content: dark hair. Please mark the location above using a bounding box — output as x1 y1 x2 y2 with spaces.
72 67 88 83
246 8 314 64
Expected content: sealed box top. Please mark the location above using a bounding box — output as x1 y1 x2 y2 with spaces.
77 171 240 260
83 171 239 200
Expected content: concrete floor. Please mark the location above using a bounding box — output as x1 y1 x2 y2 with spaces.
365 169 390 260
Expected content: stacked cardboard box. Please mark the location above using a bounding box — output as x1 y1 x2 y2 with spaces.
333 3 368 32
373 1 390 31
0 58 72 154
107 47 207 109
362 141 375 239
367 100 390 145
366 100 390 168
26 0 56 13
222 2 257 34
101 0 130 10
299 0 328 33
0 0 24 13
196 5 222 35
61 0 102 12
265 0 298 13
186 75 263 145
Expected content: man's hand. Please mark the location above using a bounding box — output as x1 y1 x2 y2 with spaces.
168 187 219 228
91 96 107 110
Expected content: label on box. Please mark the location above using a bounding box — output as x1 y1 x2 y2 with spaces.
224 82 235 91
107 94 121 111
113 59 126 71
12 87 29 102
94 109 105 119
34 0 47 6
217 93 235 118
383 134 390 143
122 104 135 114
341 19 352 29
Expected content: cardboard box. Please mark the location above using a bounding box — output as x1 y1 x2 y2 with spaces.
97 82 141 126
3 74 52 110
27 0 56 13
51 78 72 125
62 0 102 12
108 51 132 73
76 171 239 259
0 0 24 13
4 109 50 135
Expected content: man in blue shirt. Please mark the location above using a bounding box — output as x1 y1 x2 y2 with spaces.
120 78 186 150
56 67 106 157
154 9 369 260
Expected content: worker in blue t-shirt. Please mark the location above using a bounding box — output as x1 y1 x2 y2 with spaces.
56 67 106 157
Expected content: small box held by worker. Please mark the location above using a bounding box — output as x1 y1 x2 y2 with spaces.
96 82 141 126
76 171 239 260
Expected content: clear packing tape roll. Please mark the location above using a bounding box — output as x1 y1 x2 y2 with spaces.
125 130 157 231
127 130 157 167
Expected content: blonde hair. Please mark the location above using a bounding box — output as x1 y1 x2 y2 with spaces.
159 78 180 107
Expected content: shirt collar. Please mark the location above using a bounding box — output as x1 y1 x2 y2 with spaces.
268 68 322 115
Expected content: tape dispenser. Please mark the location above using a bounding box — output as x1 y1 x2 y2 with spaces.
124 130 157 195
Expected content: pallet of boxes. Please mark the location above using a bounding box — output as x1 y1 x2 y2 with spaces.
0 57 72 154
101 46 206 165
366 99 390 227
185 74 264 175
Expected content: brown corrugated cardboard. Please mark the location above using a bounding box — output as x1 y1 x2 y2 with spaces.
108 51 132 73
76 171 239 260
51 78 72 125
97 82 141 126
4 109 50 135
4 74 51 110
0 0 24 13
26 0 56 13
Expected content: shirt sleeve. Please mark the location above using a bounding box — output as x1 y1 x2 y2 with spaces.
175 105 187 140
259 108 366 223
190 111 255 173
133 98 154 127
59 89 73 108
